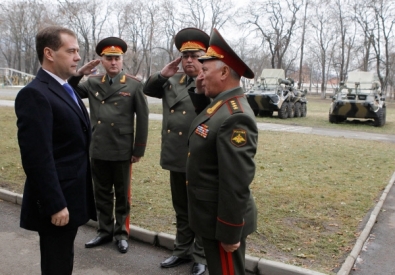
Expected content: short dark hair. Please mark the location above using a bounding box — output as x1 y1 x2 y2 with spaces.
36 26 77 64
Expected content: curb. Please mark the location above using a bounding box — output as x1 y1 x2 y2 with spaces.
0 188 327 275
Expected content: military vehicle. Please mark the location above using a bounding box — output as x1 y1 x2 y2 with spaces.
245 69 307 119
329 71 386 127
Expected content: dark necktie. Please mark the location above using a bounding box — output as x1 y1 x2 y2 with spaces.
63 83 80 108
109 78 113 85
186 77 194 87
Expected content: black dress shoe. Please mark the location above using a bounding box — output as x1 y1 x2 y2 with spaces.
116 239 129 253
191 262 206 275
85 236 112 248
160 255 191 268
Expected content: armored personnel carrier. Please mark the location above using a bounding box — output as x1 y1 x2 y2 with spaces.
245 69 307 119
329 71 386 127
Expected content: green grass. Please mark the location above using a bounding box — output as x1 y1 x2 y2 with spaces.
1 101 395 274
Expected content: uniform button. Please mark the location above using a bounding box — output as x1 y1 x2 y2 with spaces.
179 132 182 135
111 123 114 126
98 121 101 124
171 109 174 113
167 130 170 133
188 152 190 157
183 111 186 115
186 180 188 185
114 102 118 105
101 101 105 104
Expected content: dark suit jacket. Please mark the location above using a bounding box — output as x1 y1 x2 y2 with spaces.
186 87 258 244
143 72 197 172
15 68 96 233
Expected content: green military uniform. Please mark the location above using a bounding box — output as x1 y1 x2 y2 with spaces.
186 87 258 274
143 72 205 264
69 71 149 241
186 28 258 275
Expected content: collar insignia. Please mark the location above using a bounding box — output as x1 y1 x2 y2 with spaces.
101 75 106 83
206 100 223 115
120 75 126 83
180 75 186 84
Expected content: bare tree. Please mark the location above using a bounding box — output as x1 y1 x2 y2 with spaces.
242 0 302 69
297 0 309 89
310 1 337 98
57 0 109 63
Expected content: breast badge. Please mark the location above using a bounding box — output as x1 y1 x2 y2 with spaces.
231 129 247 147
119 91 131 97
195 124 209 138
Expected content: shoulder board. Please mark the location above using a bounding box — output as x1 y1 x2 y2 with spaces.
226 96 244 115
125 74 141 82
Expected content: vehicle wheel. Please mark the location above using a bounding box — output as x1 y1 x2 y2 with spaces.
301 103 307 117
253 109 259 116
374 107 385 127
294 102 301 117
288 102 295 118
278 102 289 119
329 114 337 123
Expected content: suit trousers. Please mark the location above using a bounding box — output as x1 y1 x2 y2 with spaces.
170 171 205 264
91 158 131 240
202 237 246 275
39 228 78 275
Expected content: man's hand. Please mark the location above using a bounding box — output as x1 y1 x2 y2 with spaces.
51 207 69 226
75 59 101 76
160 57 182 78
195 70 205 94
131 156 141 163
221 242 240 253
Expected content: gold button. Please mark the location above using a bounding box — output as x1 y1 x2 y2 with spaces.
186 180 188 185
98 121 101 124
111 123 114 126
101 101 105 104
179 132 182 135
183 111 186 115
167 130 170 133
188 152 190 157
114 102 118 105
171 109 174 113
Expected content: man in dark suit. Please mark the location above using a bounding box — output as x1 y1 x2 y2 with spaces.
68 37 149 254
15 26 96 275
143 28 209 275
186 28 258 275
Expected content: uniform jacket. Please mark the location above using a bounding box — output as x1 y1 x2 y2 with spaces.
186 87 258 244
15 68 96 233
143 72 197 172
69 72 149 161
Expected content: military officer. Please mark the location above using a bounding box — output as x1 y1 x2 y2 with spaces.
143 28 209 275
186 28 258 275
68 37 149 254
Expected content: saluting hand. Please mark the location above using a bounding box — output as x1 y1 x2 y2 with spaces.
160 57 182 78
195 70 205 94
221 242 240 253
51 207 69 226
76 59 101 76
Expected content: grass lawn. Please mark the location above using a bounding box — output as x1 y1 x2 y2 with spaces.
1 95 395 274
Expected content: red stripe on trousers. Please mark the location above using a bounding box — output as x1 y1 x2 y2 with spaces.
218 242 235 275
